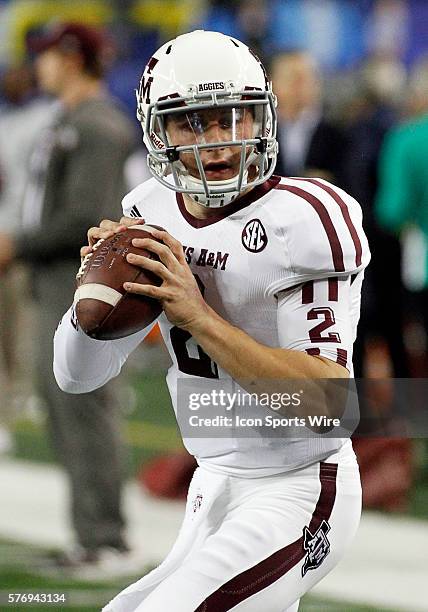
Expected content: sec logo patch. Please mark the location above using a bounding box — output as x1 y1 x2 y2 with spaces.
242 219 268 253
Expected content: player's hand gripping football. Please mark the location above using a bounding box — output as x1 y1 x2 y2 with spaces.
123 229 210 331
81 216 146 261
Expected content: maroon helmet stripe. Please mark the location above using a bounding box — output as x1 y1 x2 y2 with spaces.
276 184 345 272
336 348 348 368
302 280 314 304
146 56 159 74
195 462 337 612
158 91 181 101
328 277 338 301
295 178 363 268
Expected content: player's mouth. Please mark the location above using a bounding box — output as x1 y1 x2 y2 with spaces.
203 161 236 180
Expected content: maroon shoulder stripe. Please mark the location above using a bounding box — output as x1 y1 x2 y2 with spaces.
296 178 363 268
195 463 337 612
276 184 345 272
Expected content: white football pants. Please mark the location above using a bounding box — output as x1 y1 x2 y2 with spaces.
104 442 361 612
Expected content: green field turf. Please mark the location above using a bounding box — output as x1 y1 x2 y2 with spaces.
0 539 398 612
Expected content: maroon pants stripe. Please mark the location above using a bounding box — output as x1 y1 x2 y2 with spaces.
195 463 338 612
275 184 345 272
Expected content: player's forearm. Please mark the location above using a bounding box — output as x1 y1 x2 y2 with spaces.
187 307 347 381
187 309 348 419
54 306 158 394
53 306 125 393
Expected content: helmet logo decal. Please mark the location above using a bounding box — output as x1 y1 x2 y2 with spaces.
242 219 268 253
150 131 164 149
139 56 159 104
198 81 225 92
140 75 153 104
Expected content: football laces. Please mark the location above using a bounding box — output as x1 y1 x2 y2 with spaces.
76 238 105 280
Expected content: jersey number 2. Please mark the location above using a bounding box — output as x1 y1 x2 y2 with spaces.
308 307 341 343
169 275 219 378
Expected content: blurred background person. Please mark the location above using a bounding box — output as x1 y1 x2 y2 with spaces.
358 55 428 511
270 49 349 187
344 55 408 380
376 56 428 376
0 22 137 568
199 0 270 62
338 55 413 513
0 64 53 454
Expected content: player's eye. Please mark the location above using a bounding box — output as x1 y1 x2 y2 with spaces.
170 118 194 133
182 122 195 132
187 113 206 131
219 109 244 130
219 115 233 129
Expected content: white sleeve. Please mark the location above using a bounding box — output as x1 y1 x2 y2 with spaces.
53 305 159 394
277 276 357 372
267 178 371 295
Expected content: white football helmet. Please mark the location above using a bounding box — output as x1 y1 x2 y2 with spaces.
136 30 278 208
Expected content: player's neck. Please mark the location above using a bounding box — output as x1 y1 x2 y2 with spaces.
183 187 252 219
182 195 219 219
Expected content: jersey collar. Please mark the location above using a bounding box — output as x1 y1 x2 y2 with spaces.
176 175 281 228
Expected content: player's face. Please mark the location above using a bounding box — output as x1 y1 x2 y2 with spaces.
165 107 255 181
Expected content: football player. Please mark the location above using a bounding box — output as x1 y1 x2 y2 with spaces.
54 31 370 611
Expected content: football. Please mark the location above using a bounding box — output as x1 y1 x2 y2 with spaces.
75 224 164 340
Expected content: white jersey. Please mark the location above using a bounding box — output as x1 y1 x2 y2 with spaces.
54 175 370 476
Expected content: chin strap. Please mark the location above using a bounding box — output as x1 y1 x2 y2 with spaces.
183 172 247 208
